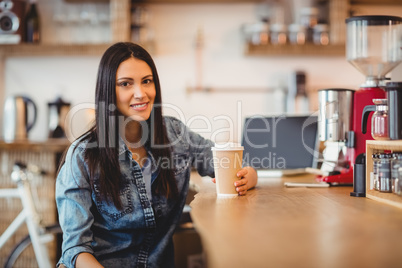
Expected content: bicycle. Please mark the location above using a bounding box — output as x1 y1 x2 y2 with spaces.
0 162 62 268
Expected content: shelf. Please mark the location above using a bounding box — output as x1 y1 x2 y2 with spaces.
351 0 402 4
132 0 261 3
365 140 402 209
0 43 112 57
65 0 108 2
366 140 402 150
245 43 345 57
0 139 70 152
366 189 402 209
67 0 261 2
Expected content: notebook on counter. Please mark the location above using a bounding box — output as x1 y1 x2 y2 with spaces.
241 115 319 178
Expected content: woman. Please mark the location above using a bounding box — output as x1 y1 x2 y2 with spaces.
56 42 257 268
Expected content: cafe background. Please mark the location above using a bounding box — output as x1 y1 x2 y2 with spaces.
1 0 401 143
1 0 402 267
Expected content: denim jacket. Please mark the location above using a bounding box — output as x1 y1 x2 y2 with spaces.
56 116 215 268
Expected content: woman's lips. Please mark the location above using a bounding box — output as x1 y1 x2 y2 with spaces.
130 102 148 111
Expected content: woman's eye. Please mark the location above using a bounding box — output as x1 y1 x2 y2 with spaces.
143 79 153 85
119 81 130 87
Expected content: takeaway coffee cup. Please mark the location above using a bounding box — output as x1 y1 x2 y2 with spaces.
211 143 244 197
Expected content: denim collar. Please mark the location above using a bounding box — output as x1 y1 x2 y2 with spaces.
118 136 159 177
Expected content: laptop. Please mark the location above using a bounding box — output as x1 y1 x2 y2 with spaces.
241 115 319 178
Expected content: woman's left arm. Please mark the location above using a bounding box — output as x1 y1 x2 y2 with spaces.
165 117 258 194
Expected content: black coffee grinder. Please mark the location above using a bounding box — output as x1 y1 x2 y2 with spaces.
47 97 71 138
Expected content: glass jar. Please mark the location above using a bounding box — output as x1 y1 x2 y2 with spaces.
299 7 318 29
372 153 380 190
378 153 392 193
288 24 306 45
391 153 402 194
371 99 389 140
313 24 329 45
397 167 402 196
242 21 269 45
270 23 287 45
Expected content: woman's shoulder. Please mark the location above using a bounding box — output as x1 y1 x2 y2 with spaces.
163 115 184 127
163 116 187 135
162 116 213 150
65 134 92 157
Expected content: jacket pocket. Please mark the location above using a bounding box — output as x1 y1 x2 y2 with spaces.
93 179 134 221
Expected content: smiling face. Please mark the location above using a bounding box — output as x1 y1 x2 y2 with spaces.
115 57 156 122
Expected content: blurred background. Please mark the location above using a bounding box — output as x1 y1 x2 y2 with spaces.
1 0 402 143
1 1 402 267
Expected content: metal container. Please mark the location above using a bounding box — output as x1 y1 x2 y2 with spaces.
372 153 380 190
378 152 392 193
391 152 402 194
397 167 402 196
385 82 402 140
318 88 354 142
2 95 37 142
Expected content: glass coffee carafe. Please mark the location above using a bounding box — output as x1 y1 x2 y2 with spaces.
362 98 389 140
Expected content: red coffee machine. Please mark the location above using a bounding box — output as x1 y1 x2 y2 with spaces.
317 15 402 184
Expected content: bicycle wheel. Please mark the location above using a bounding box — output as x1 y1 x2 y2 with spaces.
4 224 62 268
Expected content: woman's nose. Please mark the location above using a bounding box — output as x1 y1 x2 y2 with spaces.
133 84 145 99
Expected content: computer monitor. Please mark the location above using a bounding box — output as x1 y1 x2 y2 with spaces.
241 115 318 170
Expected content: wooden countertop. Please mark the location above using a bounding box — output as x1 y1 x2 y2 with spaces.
189 173 402 268
0 139 70 152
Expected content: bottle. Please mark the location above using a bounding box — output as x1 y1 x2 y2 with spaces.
299 7 318 43
294 71 309 113
25 0 40 43
372 153 379 190
287 71 309 113
391 152 402 194
378 153 392 193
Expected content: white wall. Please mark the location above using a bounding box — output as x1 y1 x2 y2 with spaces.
4 2 402 143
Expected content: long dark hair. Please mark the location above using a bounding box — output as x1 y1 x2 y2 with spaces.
66 42 177 209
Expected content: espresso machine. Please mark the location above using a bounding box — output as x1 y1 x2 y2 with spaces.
317 15 402 184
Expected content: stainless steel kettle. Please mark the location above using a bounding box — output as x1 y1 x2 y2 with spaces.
3 95 37 142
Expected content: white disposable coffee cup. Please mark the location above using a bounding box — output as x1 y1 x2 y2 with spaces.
211 143 244 197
